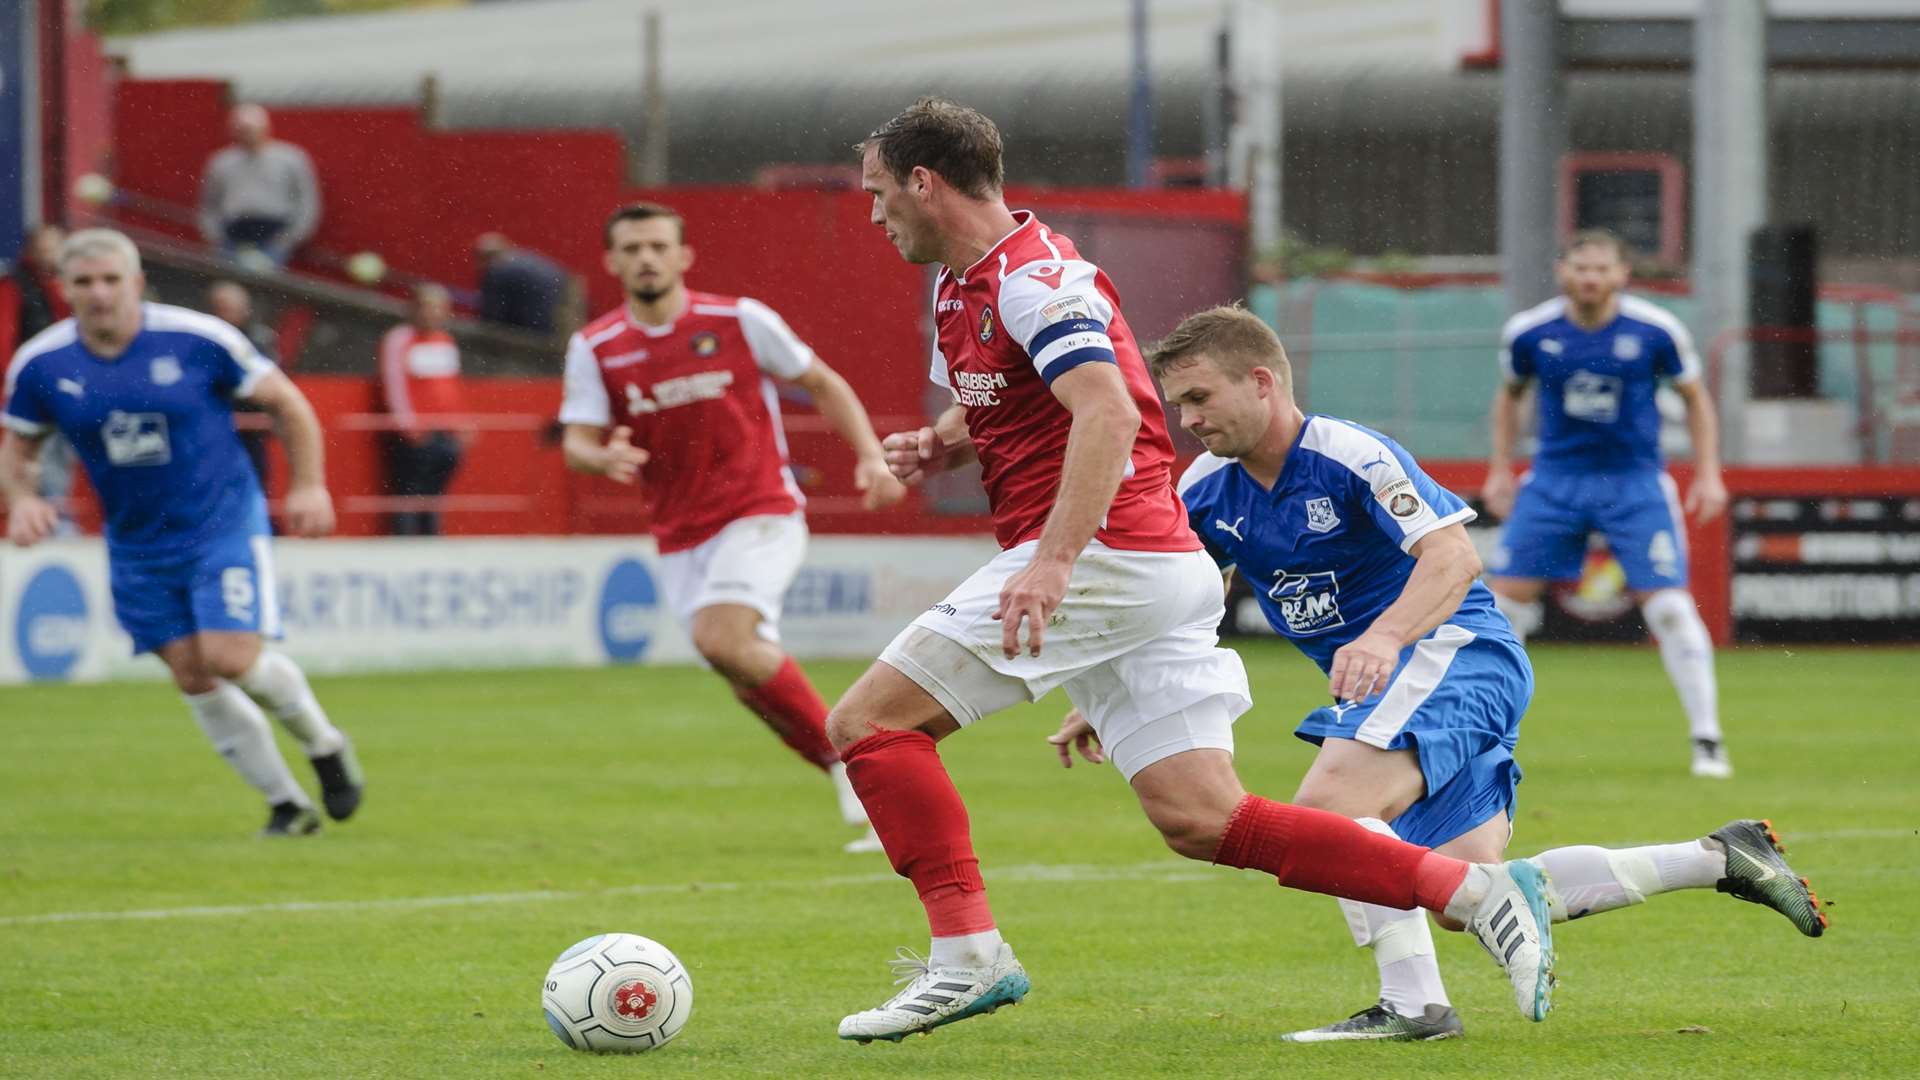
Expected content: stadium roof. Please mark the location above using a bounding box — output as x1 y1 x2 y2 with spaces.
114 0 1493 183
113 0 1481 117
116 0 1490 93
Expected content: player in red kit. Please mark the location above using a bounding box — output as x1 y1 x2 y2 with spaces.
559 202 906 853
829 99 1559 1043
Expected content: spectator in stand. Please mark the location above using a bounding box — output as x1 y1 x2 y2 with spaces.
1 224 77 534
378 284 469 536
198 104 321 271
473 232 570 334
208 280 280 495
1 225 69 356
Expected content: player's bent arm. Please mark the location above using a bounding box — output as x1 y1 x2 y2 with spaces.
1674 380 1723 475
249 372 327 491
1367 523 1483 648
562 423 613 475
1483 383 1528 516
929 405 978 469
788 360 886 463
1487 382 1527 476
249 371 336 536
1 430 60 546
1673 379 1728 522
0 429 47 506
1034 362 1140 567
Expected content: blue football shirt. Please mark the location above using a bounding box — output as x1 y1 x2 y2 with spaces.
3 302 276 556
1500 294 1701 474
1178 415 1507 671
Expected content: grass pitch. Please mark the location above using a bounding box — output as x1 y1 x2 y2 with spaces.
3 643 1916 1078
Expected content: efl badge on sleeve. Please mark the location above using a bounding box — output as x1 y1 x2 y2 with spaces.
1304 497 1341 533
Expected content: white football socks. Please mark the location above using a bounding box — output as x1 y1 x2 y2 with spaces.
1640 589 1722 742
1440 864 1496 925
1530 840 1726 922
1337 819 1450 1015
235 651 345 757
929 929 1004 970
183 684 307 806
1493 592 1543 645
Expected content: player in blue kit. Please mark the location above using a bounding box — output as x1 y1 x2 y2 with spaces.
1049 306 1826 1041
2 229 363 837
1483 231 1732 778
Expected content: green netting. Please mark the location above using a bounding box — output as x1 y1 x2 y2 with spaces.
1248 281 1914 461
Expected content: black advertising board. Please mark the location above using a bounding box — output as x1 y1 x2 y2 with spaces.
1731 495 1920 643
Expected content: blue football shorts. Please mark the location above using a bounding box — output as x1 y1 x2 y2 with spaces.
1295 624 1531 849
109 517 281 655
1492 467 1689 591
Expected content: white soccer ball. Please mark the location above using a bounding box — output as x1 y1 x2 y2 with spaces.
541 933 692 1053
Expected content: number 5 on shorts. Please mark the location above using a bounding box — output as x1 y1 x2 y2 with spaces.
222 566 256 622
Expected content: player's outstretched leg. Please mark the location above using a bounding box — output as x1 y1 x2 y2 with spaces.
234 650 363 821
1133 750 1555 1022
828 658 1030 1043
1530 821 1828 937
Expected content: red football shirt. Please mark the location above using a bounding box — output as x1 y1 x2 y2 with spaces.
931 212 1197 553
558 291 813 553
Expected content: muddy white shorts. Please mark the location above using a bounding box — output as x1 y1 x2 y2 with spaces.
878 540 1252 780
656 512 807 640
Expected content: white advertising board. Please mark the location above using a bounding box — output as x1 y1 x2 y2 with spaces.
0 534 1002 685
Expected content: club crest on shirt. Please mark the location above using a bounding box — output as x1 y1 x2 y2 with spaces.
57 377 85 399
690 332 721 357
1539 338 1564 355
1304 497 1340 533
1613 333 1643 361
149 356 182 386
978 305 996 343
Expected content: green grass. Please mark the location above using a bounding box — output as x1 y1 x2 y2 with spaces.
2 643 1916 1078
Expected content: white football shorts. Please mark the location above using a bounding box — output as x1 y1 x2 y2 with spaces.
656 512 807 640
878 540 1252 780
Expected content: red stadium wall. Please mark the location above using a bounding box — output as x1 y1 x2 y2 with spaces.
105 79 1243 448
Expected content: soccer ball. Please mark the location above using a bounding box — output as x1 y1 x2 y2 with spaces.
541 933 692 1053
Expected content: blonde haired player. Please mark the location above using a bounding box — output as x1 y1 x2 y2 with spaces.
3 229 361 836
1053 306 1826 1042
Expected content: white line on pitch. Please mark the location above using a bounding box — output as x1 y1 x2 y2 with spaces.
3 827 1906 928
0 859 1210 928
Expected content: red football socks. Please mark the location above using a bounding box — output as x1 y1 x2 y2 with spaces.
841 729 997 937
736 657 839 771
1211 794 1470 913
